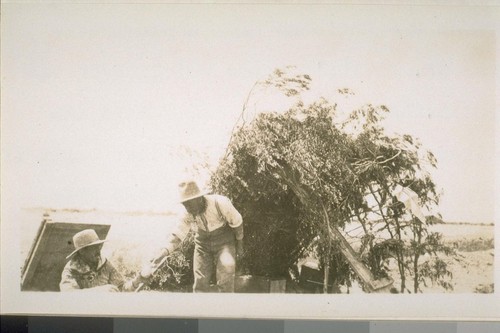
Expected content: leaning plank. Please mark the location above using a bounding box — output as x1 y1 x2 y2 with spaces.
329 227 394 293
21 217 48 281
21 221 110 291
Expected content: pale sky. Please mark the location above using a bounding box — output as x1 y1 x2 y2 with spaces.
1 3 498 223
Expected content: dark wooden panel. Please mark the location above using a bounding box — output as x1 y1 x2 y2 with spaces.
235 275 286 293
21 222 110 291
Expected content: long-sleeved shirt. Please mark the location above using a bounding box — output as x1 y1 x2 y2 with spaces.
163 194 243 254
59 255 135 291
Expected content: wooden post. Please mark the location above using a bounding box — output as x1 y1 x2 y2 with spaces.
329 227 394 293
323 263 330 294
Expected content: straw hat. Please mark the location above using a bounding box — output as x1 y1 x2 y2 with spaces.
66 229 106 259
179 180 208 203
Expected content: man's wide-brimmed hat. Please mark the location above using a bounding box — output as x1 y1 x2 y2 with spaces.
179 180 208 203
66 229 106 259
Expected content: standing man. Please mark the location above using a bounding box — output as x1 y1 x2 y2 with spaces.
145 180 243 292
60 229 141 292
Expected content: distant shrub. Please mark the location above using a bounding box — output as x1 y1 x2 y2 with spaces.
450 237 494 252
474 283 494 294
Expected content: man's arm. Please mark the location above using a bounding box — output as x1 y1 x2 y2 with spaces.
59 265 81 291
217 195 244 257
150 233 183 265
138 217 191 282
218 195 243 240
105 261 130 292
59 264 120 292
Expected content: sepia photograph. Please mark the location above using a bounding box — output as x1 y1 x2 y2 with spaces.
1 1 498 320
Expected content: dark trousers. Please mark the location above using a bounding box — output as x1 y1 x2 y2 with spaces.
193 225 236 292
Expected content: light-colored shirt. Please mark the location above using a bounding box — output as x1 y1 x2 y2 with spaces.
59 255 135 291
164 194 243 254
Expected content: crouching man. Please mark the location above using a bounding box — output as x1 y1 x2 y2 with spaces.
60 229 141 292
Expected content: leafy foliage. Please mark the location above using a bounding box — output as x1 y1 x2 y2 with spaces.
474 283 494 294
146 232 195 292
210 67 455 292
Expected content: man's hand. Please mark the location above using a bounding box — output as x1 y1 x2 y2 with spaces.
151 248 169 266
130 263 154 289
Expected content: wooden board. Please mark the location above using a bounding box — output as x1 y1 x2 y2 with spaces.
21 221 110 291
329 227 394 293
235 275 286 293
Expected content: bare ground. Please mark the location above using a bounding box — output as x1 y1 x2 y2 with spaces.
386 223 495 294
421 249 494 293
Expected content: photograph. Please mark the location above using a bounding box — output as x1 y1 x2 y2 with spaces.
1 1 498 320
